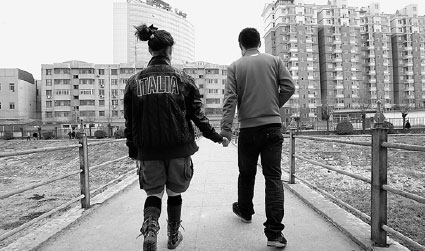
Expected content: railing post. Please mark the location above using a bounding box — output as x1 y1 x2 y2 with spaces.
371 101 388 247
288 118 297 184
79 133 90 209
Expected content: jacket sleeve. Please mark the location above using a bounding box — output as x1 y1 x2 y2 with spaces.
277 57 295 108
221 64 237 133
184 73 223 143
124 75 137 158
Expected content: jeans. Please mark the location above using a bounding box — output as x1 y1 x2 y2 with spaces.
237 124 284 238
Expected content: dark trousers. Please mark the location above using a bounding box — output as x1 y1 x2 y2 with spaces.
237 124 284 238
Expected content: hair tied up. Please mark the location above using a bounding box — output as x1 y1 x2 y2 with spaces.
134 24 159 41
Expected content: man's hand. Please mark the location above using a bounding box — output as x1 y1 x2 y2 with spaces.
220 130 232 141
221 137 230 147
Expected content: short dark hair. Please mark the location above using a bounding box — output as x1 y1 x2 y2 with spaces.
238 28 260 49
134 24 174 52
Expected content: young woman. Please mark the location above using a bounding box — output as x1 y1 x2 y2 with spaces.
124 24 228 251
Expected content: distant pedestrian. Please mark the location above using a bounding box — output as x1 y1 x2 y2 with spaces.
33 132 38 140
71 131 76 139
68 131 72 139
125 23 229 251
405 120 411 132
221 27 295 248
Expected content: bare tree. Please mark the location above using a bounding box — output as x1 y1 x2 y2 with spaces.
320 104 333 135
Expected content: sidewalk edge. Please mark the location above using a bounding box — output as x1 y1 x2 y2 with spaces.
283 182 410 251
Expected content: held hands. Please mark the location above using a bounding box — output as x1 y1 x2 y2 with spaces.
221 137 230 147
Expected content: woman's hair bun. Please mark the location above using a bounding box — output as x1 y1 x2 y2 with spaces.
134 24 158 41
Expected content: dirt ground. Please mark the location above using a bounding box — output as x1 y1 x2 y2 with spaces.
280 134 425 250
0 138 135 247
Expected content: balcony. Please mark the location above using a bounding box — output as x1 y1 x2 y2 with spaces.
307 57 314 62
292 93 299 99
407 94 415 99
368 62 376 66
290 66 299 71
292 76 299 80
333 40 342 45
335 67 343 71
369 78 377 84
335 84 344 89
405 61 413 67
384 95 390 99
307 66 314 71
350 49 358 53
306 39 313 43
308 103 317 108
333 48 342 53
336 103 345 108
405 71 414 76
351 76 357 80
306 48 313 52
351 58 359 62
407 86 415 91
336 94 344 98
333 58 343 63
367 45 375 50
368 70 376 75
290 57 299 61
370 86 377 91
384 79 390 83
308 75 314 80
335 75 343 80
351 67 357 71
422 79 425 83
383 70 390 75
403 54 413 59
308 94 315 98
404 46 413 51
289 38 298 43
290 47 298 52
308 85 315 89
405 79 414 84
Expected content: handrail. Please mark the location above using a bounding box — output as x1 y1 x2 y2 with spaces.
381 142 425 152
0 169 82 200
293 154 371 184
0 195 85 242
295 135 371 146
0 135 130 244
285 105 425 249
0 144 80 158
382 225 425 251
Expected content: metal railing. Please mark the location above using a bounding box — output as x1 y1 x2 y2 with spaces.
0 134 128 242
285 102 425 250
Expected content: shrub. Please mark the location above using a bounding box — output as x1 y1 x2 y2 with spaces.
114 129 125 139
42 131 55 140
374 121 395 134
3 132 14 140
335 121 354 135
94 130 107 139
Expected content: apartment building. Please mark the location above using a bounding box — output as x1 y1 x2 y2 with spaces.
262 0 322 124
317 2 363 116
40 61 144 129
181 61 227 130
359 3 394 110
391 4 425 109
113 0 195 66
0 68 37 121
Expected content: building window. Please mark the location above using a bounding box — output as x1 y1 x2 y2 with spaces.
46 101 52 107
46 79 52 86
112 100 118 106
99 111 105 116
46 69 52 75
10 102 15 109
9 83 15 92
98 69 105 75
99 100 105 106
112 110 119 116
99 79 105 87
46 111 53 118
111 89 118 97
99 89 105 96
111 79 118 85
111 69 118 75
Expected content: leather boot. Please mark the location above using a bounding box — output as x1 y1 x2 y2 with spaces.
140 207 160 251
167 205 183 249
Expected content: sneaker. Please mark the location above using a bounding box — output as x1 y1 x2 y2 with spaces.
267 234 287 248
232 202 252 223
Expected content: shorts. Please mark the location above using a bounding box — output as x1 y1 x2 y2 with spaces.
137 156 194 195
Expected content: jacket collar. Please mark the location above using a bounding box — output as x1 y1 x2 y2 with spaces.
148 55 171 66
242 48 260 57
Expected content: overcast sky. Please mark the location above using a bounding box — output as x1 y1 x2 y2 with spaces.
0 0 424 79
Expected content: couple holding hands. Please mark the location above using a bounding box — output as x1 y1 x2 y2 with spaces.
124 24 295 251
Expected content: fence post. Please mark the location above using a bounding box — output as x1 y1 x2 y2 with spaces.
371 101 388 247
79 133 90 209
288 118 297 184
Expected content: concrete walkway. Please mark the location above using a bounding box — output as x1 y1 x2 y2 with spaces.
35 138 362 251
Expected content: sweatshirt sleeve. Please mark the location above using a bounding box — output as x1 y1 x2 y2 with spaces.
221 63 238 133
277 57 295 108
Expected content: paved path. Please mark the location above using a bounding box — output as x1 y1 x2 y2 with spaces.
36 138 362 251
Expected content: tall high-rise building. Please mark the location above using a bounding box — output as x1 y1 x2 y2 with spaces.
391 4 425 109
113 0 195 66
317 3 363 115
0 68 37 121
262 0 322 124
359 3 394 110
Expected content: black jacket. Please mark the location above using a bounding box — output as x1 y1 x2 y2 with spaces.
124 56 223 160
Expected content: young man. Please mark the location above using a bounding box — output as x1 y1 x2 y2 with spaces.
125 24 229 251
221 27 295 248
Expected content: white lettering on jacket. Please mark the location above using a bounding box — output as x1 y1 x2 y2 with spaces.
136 76 179 96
